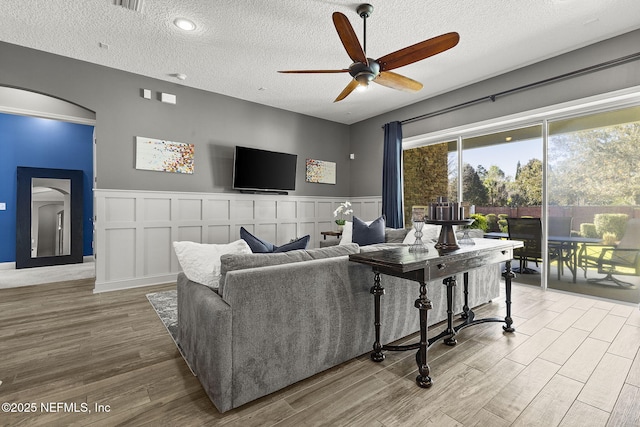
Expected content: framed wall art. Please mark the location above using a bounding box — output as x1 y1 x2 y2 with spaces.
305 159 336 184
135 136 194 174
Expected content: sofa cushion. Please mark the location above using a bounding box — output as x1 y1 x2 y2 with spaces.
218 243 360 297
240 227 310 253
385 227 410 243
173 239 252 290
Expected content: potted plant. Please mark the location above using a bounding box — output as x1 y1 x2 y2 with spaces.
333 201 353 231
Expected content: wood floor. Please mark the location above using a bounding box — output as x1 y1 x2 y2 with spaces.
1 279 639 426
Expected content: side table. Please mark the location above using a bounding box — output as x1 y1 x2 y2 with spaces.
321 231 342 240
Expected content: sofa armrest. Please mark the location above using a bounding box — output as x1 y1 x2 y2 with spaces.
177 273 234 412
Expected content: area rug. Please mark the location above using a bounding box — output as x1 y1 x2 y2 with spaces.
146 290 195 374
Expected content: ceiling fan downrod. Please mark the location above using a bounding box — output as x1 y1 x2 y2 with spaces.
357 3 373 54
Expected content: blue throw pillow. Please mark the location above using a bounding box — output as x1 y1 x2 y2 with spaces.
274 235 310 252
240 227 275 253
352 216 386 246
240 227 310 253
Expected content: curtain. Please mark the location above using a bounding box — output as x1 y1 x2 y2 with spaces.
382 121 403 228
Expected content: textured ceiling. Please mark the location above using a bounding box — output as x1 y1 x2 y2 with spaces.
1 0 640 125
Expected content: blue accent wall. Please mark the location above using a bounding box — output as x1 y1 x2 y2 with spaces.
0 113 94 263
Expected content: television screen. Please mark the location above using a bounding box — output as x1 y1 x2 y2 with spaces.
232 146 297 193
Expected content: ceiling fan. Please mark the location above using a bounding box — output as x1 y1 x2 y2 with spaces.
278 3 460 102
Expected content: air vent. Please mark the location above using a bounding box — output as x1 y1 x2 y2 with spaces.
114 0 144 13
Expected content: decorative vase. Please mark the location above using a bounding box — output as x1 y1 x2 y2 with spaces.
337 224 344 232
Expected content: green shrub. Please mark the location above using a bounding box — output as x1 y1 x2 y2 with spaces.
485 214 499 231
468 213 488 232
498 214 508 220
498 219 508 233
594 213 628 239
580 223 598 238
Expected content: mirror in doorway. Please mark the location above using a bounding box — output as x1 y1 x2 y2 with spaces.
16 167 84 269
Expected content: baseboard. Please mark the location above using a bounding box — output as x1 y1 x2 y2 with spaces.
93 273 177 293
0 262 16 270
1 257 94 270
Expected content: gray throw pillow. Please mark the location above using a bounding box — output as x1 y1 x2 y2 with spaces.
385 227 410 243
352 216 386 246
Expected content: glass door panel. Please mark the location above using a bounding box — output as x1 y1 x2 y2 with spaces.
548 105 640 303
462 126 543 287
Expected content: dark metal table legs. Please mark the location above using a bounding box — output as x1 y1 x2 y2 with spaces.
370 272 385 362
369 261 516 388
502 260 515 332
414 281 433 388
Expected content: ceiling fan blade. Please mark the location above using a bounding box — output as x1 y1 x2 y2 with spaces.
332 12 367 64
375 71 423 92
278 69 349 74
377 32 460 71
334 79 360 102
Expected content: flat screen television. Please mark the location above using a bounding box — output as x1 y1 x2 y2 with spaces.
232 146 297 193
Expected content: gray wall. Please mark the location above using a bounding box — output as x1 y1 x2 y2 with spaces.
3 29 640 199
0 42 350 196
349 29 640 197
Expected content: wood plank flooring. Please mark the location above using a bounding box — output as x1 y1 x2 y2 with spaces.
0 278 639 426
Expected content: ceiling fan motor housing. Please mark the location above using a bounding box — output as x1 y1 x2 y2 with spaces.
349 59 380 85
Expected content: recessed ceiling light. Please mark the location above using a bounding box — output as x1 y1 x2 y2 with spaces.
174 18 196 31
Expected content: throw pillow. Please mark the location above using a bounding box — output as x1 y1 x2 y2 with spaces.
338 221 353 246
274 235 310 252
240 227 275 253
173 239 252 289
352 216 386 246
385 227 410 243
240 227 310 253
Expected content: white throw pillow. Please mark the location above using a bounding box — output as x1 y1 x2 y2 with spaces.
173 239 252 289
338 221 353 245
402 224 442 244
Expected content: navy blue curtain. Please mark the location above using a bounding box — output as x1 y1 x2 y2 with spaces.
382 121 404 228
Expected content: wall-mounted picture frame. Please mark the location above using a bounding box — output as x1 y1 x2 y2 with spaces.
305 159 336 184
135 136 194 174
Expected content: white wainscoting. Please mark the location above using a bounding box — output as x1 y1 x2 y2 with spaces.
94 189 382 293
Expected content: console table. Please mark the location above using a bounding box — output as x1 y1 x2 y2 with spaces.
349 238 523 388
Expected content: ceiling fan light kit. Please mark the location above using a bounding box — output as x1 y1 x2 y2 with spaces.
278 3 459 102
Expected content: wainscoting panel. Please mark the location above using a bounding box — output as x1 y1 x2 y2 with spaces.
94 190 382 292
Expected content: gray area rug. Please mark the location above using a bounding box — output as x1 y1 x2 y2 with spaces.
146 290 195 374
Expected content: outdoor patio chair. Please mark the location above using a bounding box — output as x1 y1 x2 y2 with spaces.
507 217 542 274
583 218 640 288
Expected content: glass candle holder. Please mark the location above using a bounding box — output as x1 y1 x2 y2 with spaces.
458 227 475 246
409 208 428 253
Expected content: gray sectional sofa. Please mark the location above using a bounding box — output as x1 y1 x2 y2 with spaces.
176 230 501 413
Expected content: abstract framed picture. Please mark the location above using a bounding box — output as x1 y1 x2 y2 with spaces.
305 159 336 184
135 136 194 174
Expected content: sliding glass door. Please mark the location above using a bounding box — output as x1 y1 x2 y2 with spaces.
547 105 640 303
402 93 640 304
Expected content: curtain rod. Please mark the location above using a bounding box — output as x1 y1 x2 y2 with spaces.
390 51 640 127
